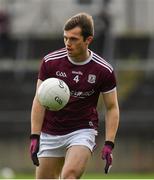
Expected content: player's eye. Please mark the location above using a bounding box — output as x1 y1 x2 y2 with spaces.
64 36 79 44
70 37 78 41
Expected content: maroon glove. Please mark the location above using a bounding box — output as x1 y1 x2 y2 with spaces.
30 134 40 166
101 141 114 174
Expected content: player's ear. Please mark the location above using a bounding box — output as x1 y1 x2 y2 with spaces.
85 36 93 45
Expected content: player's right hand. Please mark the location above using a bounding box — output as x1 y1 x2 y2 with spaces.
30 134 40 166
101 141 114 174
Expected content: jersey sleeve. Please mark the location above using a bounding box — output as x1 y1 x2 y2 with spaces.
38 59 49 81
100 70 117 93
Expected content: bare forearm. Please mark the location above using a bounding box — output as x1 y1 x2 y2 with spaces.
105 106 119 142
31 96 45 134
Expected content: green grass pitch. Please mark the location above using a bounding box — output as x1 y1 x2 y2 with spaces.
1 172 153 179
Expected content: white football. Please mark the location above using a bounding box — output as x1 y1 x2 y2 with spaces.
37 78 70 111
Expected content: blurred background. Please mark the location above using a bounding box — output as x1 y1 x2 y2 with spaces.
0 0 154 178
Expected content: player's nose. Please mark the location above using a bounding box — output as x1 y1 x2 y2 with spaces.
65 39 72 47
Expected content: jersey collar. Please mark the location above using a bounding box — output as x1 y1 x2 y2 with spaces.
67 50 93 65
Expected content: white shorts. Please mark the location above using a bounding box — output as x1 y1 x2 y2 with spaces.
37 129 98 157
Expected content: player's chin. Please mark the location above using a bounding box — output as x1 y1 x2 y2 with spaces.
66 49 74 55
67 51 74 57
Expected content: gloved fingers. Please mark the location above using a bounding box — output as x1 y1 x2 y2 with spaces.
32 153 39 166
104 153 113 174
105 164 112 174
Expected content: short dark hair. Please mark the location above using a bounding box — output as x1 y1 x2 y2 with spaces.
64 12 94 40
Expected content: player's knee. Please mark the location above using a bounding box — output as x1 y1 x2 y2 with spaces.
61 167 82 179
36 168 59 179
36 172 59 179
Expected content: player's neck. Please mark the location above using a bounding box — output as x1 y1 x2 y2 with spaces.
71 50 90 63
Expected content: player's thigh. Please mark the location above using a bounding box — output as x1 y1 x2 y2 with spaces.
61 145 91 178
36 157 64 179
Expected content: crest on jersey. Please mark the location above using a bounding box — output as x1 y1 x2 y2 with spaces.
88 74 96 84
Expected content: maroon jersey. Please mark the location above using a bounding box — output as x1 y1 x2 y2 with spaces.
38 48 116 135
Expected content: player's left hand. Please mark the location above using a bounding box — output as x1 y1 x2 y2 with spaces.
30 134 40 166
101 141 114 174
